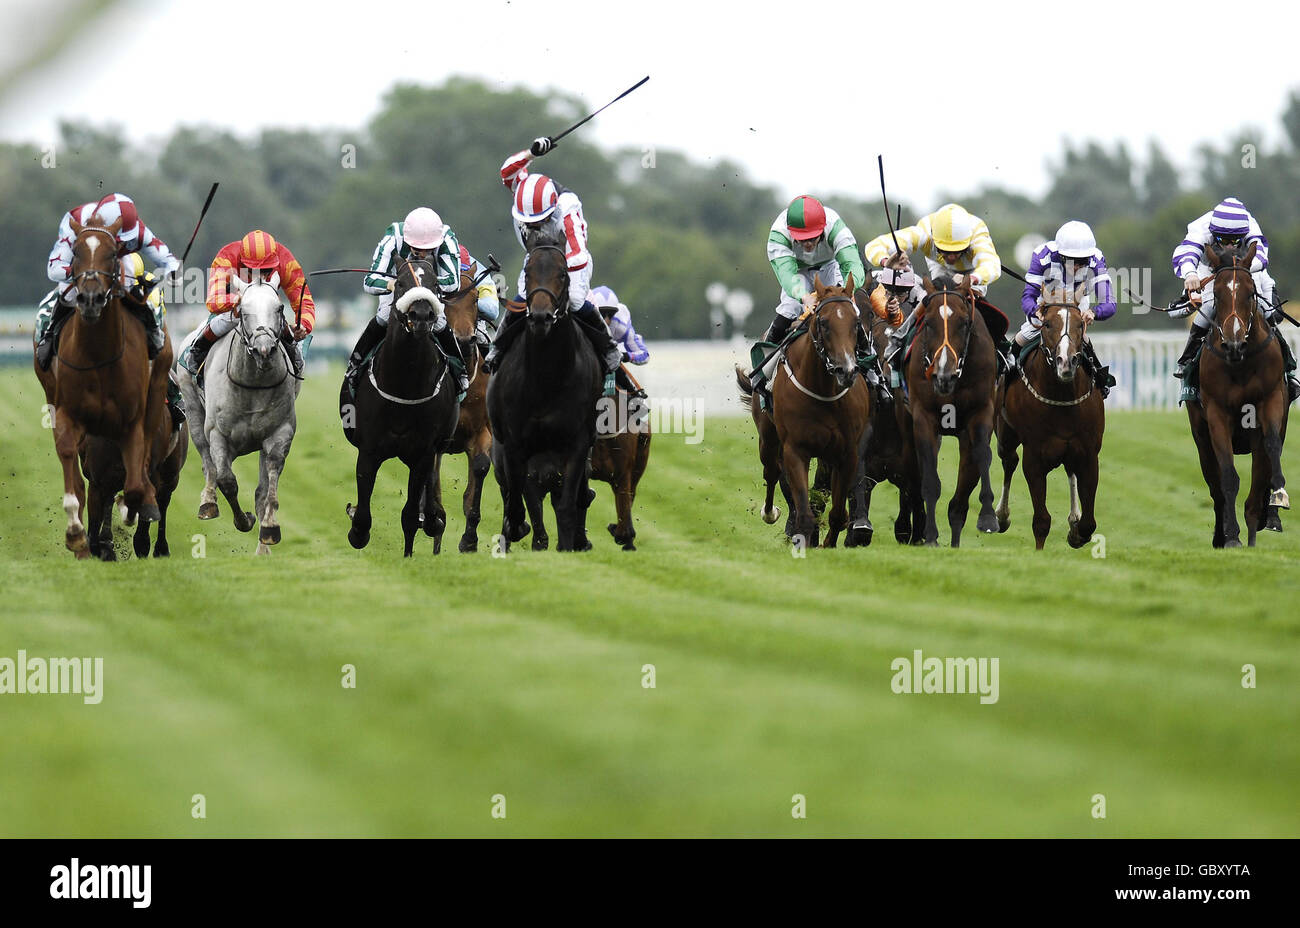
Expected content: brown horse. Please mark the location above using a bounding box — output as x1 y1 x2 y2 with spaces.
898 275 999 547
1186 241 1289 547
995 284 1105 549
736 274 871 548
590 378 652 550
33 212 171 558
428 270 494 553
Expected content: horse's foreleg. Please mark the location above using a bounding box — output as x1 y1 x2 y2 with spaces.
823 452 855 549
948 431 980 548
152 478 173 558
402 456 434 557
53 412 89 559
781 444 816 548
348 450 379 550
757 424 784 526
86 479 113 561
912 413 941 547
209 433 254 534
1205 406 1242 546
120 418 159 523
493 446 530 549
460 437 491 553
256 438 289 552
1188 407 1226 547
972 414 999 534
1022 449 1051 550
1262 398 1288 511
1067 454 1099 549
555 442 592 552
995 418 1021 534
427 452 446 553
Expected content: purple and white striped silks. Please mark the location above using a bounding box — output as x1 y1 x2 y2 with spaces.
1172 198 1269 278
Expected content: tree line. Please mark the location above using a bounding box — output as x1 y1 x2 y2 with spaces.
3 77 1299 336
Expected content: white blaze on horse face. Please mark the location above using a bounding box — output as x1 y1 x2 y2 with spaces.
1058 307 1071 368
85 236 99 259
1227 278 1243 339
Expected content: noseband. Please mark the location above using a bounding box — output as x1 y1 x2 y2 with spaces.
1205 262 1272 362
808 295 857 376
71 227 123 295
1032 302 1084 368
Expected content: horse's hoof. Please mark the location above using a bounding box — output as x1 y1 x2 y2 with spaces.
622 541 637 551
235 512 255 533
139 503 161 524
1224 538 1242 548
198 502 219 520
99 546 116 562
996 512 1010 533
1270 488 1291 509
761 505 781 525
348 529 369 550
1067 529 1090 549
260 525 281 545
531 536 549 551
977 512 1000 534
846 520 873 548
154 543 170 558
133 536 150 559
433 535 442 555
1265 510 1283 532
924 540 940 548
458 536 478 553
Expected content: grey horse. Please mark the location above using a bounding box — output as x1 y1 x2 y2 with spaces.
176 276 301 555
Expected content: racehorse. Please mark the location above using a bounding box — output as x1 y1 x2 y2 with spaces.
735 274 871 548
1186 240 1289 547
898 275 1000 547
590 382 652 550
427 268 493 553
994 283 1105 549
83 419 188 561
33 211 172 558
177 275 301 555
340 258 460 556
848 285 923 544
487 228 602 553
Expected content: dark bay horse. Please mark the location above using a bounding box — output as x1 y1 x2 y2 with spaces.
1187 241 1289 547
487 235 602 553
83 420 188 560
428 269 494 553
33 212 171 558
898 275 999 547
342 258 460 557
848 285 922 544
735 274 871 548
995 284 1105 549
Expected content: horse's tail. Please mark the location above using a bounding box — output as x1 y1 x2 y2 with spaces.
734 364 753 403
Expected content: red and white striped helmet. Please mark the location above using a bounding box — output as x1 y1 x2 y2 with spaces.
512 174 559 223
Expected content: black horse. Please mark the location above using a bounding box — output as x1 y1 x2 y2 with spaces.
487 231 602 552
341 258 460 556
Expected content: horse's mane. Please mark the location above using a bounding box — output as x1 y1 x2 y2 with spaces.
526 220 567 251
930 272 963 291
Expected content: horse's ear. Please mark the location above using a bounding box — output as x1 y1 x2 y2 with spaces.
231 274 249 295
69 216 83 236
812 273 825 298
958 275 973 294
844 271 855 294
1074 282 1089 304
1244 240 1258 267
922 277 936 295
1204 241 1221 270
105 216 123 236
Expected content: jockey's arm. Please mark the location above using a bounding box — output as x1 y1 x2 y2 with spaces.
499 150 532 192
206 257 240 314
46 212 76 285
967 227 1001 291
1091 259 1117 320
835 244 867 292
363 227 398 294
767 230 808 301
435 230 461 294
862 222 926 268
137 224 180 278
281 254 315 335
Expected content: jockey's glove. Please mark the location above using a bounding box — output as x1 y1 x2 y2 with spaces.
530 136 555 157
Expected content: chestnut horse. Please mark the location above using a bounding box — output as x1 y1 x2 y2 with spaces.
898 275 999 547
590 383 652 550
736 274 871 548
995 284 1105 549
1187 241 1289 547
33 212 171 558
428 269 493 553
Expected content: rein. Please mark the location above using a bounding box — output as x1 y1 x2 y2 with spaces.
523 244 571 318
780 294 859 402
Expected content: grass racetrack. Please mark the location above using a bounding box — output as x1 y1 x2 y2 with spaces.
0 364 1296 837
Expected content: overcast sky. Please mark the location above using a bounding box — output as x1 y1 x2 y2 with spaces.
2 0 1297 211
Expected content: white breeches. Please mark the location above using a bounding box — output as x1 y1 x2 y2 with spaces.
775 261 846 320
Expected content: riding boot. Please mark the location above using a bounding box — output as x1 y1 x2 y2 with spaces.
1083 340 1114 399
615 364 648 399
35 301 74 371
345 318 387 392
434 325 469 395
166 374 186 429
1174 325 1208 379
1272 325 1300 402
573 301 621 397
751 314 794 394
884 310 914 369
484 308 525 372
187 324 219 376
280 327 304 376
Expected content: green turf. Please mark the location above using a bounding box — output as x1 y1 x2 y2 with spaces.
0 365 1296 837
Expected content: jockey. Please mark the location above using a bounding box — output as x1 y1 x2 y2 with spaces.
751 195 878 393
590 285 649 398
486 140 622 397
458 243 501 354
36 193 179 371
1013 220 1116 396
1170 197 1300 401
343 207 482 394
865 203 1007 366
183 230 314 377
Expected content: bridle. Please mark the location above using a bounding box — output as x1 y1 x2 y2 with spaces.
1203 260 1273 363
808 295 857 378
391 257 441 334
523 244 570 319
70 227 124 296
919 288 974 380
1031 301 1085 370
